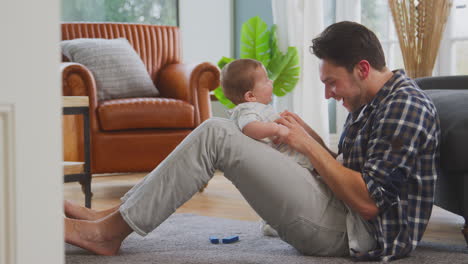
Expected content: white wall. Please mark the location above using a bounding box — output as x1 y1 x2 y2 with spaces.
0 1 63 263
179 0 234 118
179 0 234 65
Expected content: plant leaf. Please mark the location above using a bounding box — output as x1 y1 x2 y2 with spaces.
213 86 236 109
269 24 281 59
215 17 302 108
268 51 288 81
240 16 271 66
266 24 282 79
217 56 235 69
271 47 300 97
214 57 236 108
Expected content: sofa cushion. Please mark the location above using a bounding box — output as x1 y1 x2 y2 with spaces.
61 38 159 101
98 98 195 131
425 89 468 172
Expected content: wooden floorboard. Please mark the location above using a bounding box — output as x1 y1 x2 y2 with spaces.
64 171 466 246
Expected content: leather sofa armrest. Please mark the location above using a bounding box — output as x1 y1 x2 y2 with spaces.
61 62 97 97
61 62 100 131
157 62 220 125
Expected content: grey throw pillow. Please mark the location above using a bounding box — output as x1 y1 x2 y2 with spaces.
61 38 159 101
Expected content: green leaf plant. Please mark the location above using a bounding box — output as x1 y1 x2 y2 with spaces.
214 16 301 108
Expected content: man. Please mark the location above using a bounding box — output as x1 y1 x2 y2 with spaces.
65 21 440 261
277 21 439 260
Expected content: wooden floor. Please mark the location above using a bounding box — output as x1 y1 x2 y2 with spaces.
64 171 467 246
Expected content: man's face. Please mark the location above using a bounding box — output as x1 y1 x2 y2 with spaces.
251 66 274 104
319 60 365 113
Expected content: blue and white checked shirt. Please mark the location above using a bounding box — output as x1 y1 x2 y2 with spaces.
339 70 440 261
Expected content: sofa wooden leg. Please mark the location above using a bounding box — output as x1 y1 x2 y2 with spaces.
463 222 468 247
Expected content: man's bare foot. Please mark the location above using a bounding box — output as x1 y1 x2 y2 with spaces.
65 211 133 256
64 200 119 221
65 217 123 256
64 200 99 220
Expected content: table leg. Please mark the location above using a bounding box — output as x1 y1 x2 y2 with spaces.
83 108 92 208
78 178 93 208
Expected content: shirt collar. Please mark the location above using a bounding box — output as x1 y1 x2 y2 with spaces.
367 69 406 109
349 69 406 124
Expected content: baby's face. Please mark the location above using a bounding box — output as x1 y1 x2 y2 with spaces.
251 67 273 104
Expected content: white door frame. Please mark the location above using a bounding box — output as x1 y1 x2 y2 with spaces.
0 1 63 263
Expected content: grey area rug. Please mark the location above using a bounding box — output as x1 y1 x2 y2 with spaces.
66 213 468 264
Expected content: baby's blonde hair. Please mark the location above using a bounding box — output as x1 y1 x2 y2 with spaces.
221 59 263 105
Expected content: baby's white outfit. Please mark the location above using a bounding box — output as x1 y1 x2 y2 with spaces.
229 102 314 172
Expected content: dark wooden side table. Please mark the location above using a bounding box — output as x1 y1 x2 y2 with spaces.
63 96 92 208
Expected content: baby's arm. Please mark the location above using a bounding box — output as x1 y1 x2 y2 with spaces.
242 121 289 140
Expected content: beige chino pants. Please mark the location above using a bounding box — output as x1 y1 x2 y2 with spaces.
119 118 375 256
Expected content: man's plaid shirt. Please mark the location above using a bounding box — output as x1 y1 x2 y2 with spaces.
338 70 440 261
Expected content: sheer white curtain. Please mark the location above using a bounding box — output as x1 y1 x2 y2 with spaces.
334 0 361 138
272 0 329 145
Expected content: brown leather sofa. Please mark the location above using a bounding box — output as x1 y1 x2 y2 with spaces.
61 23 220 174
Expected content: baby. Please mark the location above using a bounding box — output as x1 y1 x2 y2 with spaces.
221 59 316 236
221 58 315 172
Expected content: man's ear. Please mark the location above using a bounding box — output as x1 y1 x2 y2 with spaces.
244 91 256 102
355 60 370 80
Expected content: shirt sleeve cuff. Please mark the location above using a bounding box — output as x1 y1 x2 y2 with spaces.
362 173 399 213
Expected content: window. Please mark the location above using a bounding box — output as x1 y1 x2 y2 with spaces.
361 0 404 70
61 0 179 26
324 0 337 134
438 0 468 75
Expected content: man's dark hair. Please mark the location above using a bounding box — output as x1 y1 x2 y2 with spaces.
311 21 386 72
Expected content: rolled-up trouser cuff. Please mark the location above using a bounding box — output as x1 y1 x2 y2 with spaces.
119 206 148 236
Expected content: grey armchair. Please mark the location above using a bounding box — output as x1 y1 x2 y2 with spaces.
415 76 468 246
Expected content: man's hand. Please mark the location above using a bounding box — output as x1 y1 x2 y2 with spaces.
274 116 316 154
276 124 289 138
279 110 337 158
280 110 315 135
